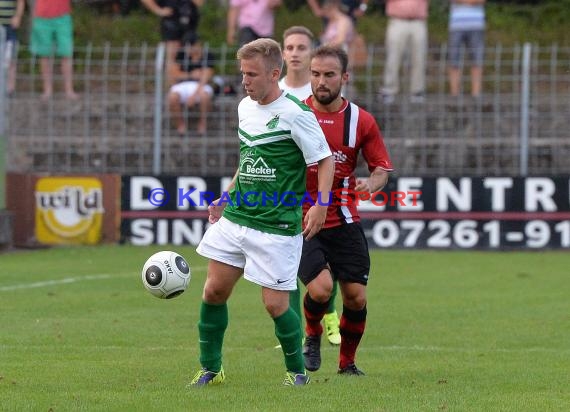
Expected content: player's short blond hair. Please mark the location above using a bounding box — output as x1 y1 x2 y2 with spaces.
237 38 283 73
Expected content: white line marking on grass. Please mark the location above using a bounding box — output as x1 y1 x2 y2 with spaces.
0 274 112 292
0 265 208 293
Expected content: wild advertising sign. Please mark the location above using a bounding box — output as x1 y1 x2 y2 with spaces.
35 177 105 245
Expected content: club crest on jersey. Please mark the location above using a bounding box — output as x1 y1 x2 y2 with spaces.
266 114 280 130
333 150 347 163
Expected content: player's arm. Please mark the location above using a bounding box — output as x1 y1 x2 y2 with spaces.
303 155 334 240
356 112 394 194
208 170 238 224
355 167 389 194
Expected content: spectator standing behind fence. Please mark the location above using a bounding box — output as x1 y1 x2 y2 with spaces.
380 0 428 105
167 33 214 136
0 0 25 96
141 0 202 86
319 0 354 50
30 0 78 100
447 0 486 99
307 0 369 72
307 0 368 27
226 0 282 47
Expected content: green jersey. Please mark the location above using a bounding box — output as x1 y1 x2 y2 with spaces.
222 92 331 236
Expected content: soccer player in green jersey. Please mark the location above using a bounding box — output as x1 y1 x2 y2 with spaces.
278 25 342 346
189 38 334 387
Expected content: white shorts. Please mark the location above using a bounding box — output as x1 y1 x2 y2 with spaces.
169 81 214 104
196 217 302 291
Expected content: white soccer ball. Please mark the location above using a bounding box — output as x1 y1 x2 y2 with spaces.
141 251 191 299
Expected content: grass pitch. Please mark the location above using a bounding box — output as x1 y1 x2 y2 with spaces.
0 245 568 411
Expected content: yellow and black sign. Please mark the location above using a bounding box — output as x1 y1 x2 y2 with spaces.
35 177 105 245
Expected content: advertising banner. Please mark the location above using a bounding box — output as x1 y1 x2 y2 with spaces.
120 176 570 249
6 173 121 247
35 177 105 245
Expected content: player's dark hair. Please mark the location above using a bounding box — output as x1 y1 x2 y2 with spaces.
311 45 349 74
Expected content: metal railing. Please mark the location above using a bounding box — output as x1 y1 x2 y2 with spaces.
4 41 570 177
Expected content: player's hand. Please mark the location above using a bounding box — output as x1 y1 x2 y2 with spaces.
302 205 327 240
355 178 370 193
208 198 226 224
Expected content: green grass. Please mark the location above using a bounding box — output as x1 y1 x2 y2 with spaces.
1 246 569 411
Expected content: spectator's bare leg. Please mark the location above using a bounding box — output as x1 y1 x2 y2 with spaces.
197 92 212 135
168 91 186 134
62 57 79 100
40 57 53 100
470 66 482 97
165 40 181 86
448 66 461 97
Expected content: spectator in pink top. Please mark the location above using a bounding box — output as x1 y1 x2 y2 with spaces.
30 0 78 100
320 0 354 50
380 0 429 104
226 0 282 47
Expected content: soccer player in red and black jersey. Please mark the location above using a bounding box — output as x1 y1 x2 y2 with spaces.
299 44 394 375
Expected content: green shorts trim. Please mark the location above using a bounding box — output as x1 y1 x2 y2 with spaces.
30 14 73 57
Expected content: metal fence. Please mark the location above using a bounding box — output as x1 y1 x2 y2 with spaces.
4 41 570 177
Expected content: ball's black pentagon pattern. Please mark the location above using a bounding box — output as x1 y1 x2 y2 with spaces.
175 256 190 274
166 289 185 299
145 265 163 286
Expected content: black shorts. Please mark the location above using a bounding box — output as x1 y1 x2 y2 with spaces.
238 27 261 47
160 17 186 41
298 222 370 286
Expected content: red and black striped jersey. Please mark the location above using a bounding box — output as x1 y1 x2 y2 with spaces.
303 98 394 228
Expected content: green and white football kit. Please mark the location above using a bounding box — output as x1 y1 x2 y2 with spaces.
226 92 331 236
197 92 331 290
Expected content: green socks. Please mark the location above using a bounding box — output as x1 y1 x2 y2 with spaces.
289 280 302 320
327 280 338 314
274 308 305 374
198 301 305 374
197 301 228 373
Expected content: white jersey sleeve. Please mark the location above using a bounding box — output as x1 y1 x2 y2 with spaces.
291 110 332 165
